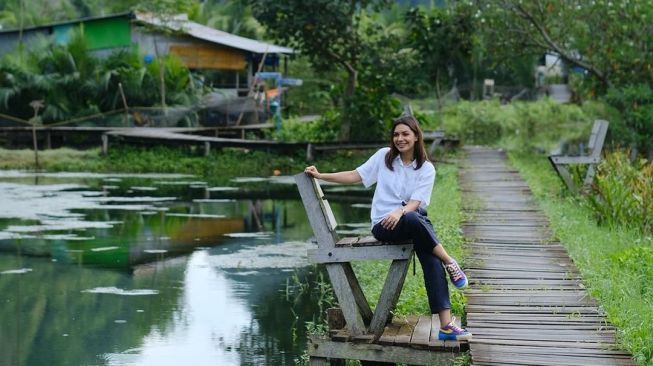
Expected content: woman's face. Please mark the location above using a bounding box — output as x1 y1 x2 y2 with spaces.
393 123 418 156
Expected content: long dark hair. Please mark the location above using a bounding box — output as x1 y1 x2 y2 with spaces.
384 115 429 171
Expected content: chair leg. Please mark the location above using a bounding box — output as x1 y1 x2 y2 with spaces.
368 259 411 339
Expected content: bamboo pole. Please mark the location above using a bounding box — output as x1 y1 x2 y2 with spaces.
118 82 130 126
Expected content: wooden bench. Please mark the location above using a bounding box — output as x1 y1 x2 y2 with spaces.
423 130 445 158
295 173 465 365
548 119 609 193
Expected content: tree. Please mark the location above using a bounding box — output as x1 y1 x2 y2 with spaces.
475 0 653 92
405 4 474 104
251 0 390 140
135 0 195 112
190 0 264 39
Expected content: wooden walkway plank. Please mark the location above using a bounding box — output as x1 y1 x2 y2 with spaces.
460 147 635 366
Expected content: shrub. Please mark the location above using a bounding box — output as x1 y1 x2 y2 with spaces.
587 151 653 234
604 84 653 155
271 111 341 142
440 99 598 150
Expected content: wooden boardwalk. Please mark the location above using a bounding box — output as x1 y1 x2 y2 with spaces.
460 147 635 366
310 315 466 365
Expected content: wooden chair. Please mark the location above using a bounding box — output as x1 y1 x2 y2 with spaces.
423 130 445 158
548 119 609 193
294 173 414 340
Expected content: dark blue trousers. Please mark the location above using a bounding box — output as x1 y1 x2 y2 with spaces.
371 208 451 314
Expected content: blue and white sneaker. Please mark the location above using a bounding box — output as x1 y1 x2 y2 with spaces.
438 317 472 341
445 259 468 289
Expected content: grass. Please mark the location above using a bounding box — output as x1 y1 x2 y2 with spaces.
0 145 374 184
508 150 653 365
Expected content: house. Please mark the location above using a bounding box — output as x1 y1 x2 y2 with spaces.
0 11 294 93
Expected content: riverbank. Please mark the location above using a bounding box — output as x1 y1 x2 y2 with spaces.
0 146 373 185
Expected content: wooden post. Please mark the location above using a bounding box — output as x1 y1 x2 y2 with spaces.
31 125 39 169
294 174 338 248
101 134 108 156
306 143 315 162
204 141 210 157
45 131 51 150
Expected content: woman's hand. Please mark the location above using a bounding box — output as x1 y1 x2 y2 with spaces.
304 166 321 179
381 208 404 231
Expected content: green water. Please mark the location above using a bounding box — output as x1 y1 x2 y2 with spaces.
0 171 371 366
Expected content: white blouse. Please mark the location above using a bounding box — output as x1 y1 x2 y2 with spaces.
356 147 436 225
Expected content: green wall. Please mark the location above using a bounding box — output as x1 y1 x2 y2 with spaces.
53 17 131 50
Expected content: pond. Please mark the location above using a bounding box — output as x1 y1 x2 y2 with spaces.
0 171 372 366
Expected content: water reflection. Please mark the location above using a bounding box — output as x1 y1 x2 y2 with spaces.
0 172 371 365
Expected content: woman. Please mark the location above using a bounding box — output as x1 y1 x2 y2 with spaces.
304 115 472 341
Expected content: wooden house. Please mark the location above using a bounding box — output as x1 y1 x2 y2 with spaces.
0 11 294 92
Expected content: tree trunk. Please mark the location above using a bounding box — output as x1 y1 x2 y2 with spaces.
32 126 39 170
159 64 166 115
339 68 357 141
435 70 442 112
153 34 167 115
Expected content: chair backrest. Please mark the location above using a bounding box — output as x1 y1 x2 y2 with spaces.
294 173 338 249
587 120 609 158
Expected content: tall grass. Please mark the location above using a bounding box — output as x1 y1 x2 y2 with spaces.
509 151 653 365
588 151 653 234
0 145 375 184
436 99 609 152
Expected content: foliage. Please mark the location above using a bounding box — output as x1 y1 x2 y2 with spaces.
587 151 653 234
475 0 653 93
509 151 653 365
271 112 341 143
603 84 653 155
189 0 264 39
283 56 339 117
0 34 201 123
250 0 394 140
346 88 403 142
404 4 475 99
440 99 596 150
0 145 374 184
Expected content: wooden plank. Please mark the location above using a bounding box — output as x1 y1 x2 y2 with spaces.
312 178 338 231
335 235 412 247
369 259 411 339
295 174 338 249
409 315 432 348
307 337 459 365
471 343 634 357
466 305 600 314
469 338 622 350
377 320 402 345
308 245 413 263
325 263 367 336
393 315 418 346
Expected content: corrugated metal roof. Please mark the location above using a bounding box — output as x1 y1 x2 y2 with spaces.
135 13 294 55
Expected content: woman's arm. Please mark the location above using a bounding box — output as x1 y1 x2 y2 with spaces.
304 166 362 184
380 199 422 230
